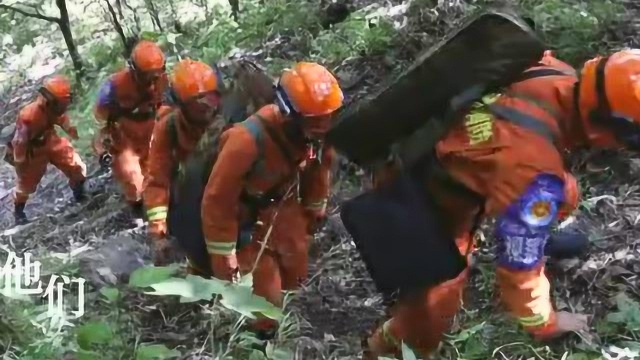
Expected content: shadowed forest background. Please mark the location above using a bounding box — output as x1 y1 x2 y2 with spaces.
1 0 640 359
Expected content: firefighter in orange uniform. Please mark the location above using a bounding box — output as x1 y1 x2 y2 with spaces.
144 59 223 265
94 40 168 218
364 49 640 358
10 75 86 224
201 62 342 334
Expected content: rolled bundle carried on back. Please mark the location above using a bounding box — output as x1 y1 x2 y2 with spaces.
326 10 546 167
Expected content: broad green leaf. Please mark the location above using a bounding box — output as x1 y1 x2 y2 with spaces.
144 278 200 299
219 283 283 321
144 275 227 302
237 331 266 348
566 353 592 360
238 273 254 287
606 293 640 331
594 318 618 336
166 33 180 45
619 341 640 352
143 273 282 319
463 335 487 358
129 265 179 288
135 344 181 360
76 321 113 350
76 349 101 360
265 342 293 360
140 31 161 41
452 322 485 343
99 287 120 302
401 342 417 360
249 350 268 360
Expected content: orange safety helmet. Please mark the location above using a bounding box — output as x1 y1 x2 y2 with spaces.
579 49 640 149
40 75 72 107
275 62 343 117
129 40 166 72
170 59 219 102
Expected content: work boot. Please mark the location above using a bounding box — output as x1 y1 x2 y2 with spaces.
71 180 87 202
129 200 145 220
14 202 28 226
252 318 278 341
544 231 589 259
254 328 276 341
362 326 401 360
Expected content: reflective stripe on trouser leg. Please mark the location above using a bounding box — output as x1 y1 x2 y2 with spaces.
147 206 168 221
13 188 30 204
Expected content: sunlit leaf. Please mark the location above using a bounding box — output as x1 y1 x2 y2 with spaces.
76 321 113 350
129 265 179 288
401 342 417 360
219 282 283 321
265 342 293 360
135 344 181 360
99 287 120 302
77 349 101 360
144 275 227 302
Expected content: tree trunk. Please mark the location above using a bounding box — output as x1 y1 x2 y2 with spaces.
168 0 177 21
0 2 84 82
229 0 239 21
200 0 209 18
122 0 141 33
56 0 84 82
146 0 163 32
104 0 128 54
115 0 125 19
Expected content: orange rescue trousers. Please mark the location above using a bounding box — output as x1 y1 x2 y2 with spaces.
365 233 472 359
236 199 311 331
13 135 86 204
109 136 151 204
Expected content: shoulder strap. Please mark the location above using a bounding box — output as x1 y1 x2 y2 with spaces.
167 112 179 151
397 67 577 197
237 111 302 202
238 115 266 175
165 112 181 180
252 113 299 167
488 67 576 147
514 68 571 83
487 103 559 145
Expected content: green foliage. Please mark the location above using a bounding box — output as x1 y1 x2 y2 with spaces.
76 321 114 350
311 7 395 62
99 287 121 303
471 0 622 65
135 344 181 360
128 264 180 288
606 292 640 333
401 342 418 360
519 0 623 65
140 270 283 321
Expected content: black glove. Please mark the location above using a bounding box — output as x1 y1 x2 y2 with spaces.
545 231 589 259
99 152 113 169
